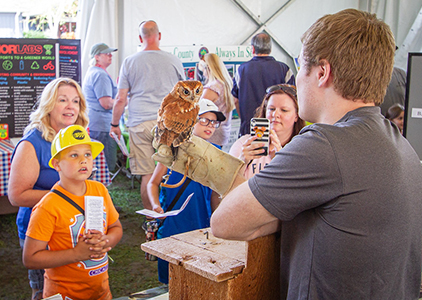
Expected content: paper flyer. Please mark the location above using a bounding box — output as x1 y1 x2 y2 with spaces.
85 196 104 233
43 293 62 299
136 193 194 218
111 131 129 156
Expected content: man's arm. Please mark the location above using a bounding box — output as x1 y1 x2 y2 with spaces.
233 96 241 119
210 180 280 241
210 191 221 212
110 88 129 139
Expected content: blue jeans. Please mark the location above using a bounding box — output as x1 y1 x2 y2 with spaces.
90 131 118 171
19 238 44 291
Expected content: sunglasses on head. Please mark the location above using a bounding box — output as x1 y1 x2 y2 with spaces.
266 84 297 95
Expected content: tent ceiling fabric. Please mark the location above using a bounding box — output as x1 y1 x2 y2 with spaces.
77 0 422 82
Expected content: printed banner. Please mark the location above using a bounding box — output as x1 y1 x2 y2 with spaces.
0 38 81 137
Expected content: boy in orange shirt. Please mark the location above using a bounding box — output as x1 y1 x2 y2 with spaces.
23 125 123 300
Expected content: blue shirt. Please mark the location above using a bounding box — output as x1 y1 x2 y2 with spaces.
12 129 60 239
83 66 117 132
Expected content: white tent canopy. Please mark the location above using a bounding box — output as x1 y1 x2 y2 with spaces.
76 0 422 83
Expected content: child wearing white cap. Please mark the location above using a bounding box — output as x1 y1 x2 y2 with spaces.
147 98 225 284
23 125 122 300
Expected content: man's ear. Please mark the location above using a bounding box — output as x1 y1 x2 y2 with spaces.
139 35 143 44
158 32 161 41
317 59 331 87
252 46 256 55
52 158 61 172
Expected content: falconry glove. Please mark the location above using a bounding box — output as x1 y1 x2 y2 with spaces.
152 135 244 197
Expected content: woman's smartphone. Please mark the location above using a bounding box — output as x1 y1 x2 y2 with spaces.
250 118 270 156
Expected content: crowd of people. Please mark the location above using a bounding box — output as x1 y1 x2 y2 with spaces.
7 9 422 300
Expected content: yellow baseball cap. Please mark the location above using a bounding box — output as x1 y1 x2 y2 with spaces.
49 125 104 168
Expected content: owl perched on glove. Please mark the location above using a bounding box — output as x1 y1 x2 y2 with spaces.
155 80 203 147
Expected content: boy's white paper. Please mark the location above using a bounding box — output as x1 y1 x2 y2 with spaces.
136 193 194 218
111 131 129 156
43 294 62 300
85 196 104 233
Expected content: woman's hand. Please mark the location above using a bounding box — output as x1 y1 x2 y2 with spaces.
240 135 266 163
268 129 282 159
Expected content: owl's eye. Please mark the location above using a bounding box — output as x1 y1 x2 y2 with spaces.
196 88 201 94
183 89 190 95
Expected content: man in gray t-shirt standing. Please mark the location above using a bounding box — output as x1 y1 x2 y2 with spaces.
110 20 185 212
211 9 422 299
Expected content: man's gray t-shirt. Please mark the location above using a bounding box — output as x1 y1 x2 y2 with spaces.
118 50 185 127
249 106 422 299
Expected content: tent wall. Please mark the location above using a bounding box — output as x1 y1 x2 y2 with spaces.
77 0 422 83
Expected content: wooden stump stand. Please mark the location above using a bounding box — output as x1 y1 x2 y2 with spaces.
141 228 280 299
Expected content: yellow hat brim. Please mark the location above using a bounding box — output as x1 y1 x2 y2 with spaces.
48 141 104 169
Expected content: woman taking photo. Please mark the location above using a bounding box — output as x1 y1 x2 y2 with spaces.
201 53 235 147
8 78 89 300
230 84 305 179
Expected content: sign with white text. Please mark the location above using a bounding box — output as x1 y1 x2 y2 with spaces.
0 38 81 137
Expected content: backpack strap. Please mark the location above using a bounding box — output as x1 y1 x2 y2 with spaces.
51 189 85 216
165 178 192 212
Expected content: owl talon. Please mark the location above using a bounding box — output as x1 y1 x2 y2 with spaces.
152 144 174 166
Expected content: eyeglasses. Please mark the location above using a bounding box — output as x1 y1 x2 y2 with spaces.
198 117 221 128
266 84 297 95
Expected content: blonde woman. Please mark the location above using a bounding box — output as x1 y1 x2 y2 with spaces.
8 78 88 300
201 53 235 146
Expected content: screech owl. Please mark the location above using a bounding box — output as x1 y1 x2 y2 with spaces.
155 80 203 147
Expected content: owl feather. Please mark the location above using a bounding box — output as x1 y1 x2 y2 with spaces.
156 80 203 147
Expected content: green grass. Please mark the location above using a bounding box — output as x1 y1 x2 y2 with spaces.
0 171 162 299
107 171 161 297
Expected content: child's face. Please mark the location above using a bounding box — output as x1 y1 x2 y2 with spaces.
52 144 93 181
193 112 217 140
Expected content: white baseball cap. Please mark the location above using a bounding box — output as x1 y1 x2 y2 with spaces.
198 99 226 121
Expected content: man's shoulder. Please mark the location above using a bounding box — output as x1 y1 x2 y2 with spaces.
241 56 289 69
126 50 177 59
299 108 384 143
123 50 181 65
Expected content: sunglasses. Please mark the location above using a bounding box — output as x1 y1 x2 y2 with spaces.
198 117 221 128
266 84 297 96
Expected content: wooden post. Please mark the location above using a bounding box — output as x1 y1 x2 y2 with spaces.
141 228 280 299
